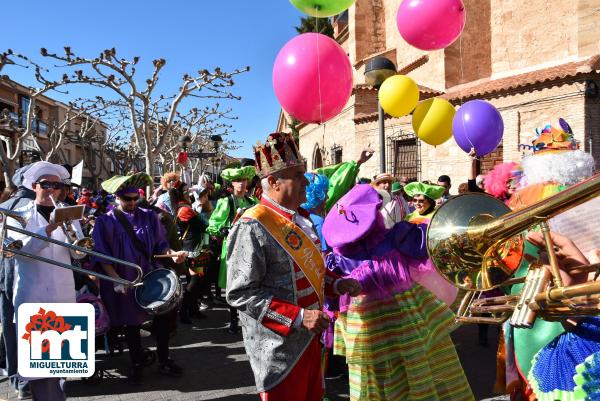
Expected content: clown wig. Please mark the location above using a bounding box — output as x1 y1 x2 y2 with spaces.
160 172 180 190
301 173 329 211
521 150 595 187
484 162 519 200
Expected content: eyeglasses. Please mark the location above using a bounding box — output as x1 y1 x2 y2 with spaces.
36 181 62 190
120 195 140 202
413 199 427 204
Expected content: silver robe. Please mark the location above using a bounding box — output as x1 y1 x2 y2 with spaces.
226 218 315 392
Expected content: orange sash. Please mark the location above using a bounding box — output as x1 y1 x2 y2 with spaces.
243 204 325 306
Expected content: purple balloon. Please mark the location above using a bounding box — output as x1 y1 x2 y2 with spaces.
452 100 504 157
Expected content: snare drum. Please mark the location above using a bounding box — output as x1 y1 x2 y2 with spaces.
135 268 182 316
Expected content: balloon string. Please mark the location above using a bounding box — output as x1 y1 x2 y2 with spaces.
458 32 475 154
315 12 324 124
459 32 464 107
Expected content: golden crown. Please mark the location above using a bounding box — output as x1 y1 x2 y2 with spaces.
254 132 305 178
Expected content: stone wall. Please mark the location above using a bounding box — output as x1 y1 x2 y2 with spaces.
353 0 387 63
444 0 492 87
299 96 357 171
490 0 579 75
578 0 600 57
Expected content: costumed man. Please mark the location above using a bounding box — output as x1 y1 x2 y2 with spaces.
226 132 361 401
322 184 473 401
372 173 409 228
6 161 78 400
0 165 34 399
91 172 187 383
403 182 446 224
207 165 257 334
498 118 596 400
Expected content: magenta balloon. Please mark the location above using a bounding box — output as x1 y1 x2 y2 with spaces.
452 100 504 157
273 33 353 124
397 0 466 51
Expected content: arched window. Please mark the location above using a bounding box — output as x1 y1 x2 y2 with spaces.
312 145 323 169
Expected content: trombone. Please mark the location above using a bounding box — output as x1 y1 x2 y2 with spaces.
427 172 600 328
0 207 143 287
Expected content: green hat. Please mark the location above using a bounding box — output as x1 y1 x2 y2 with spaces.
391 182 402 194
403 182 445 200
101 172 153 195
220 166 256 182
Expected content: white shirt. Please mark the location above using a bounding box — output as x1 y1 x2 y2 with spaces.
9 201 77 312
380 194 409 229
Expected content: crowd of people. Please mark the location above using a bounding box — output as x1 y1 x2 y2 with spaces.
0 117 599 401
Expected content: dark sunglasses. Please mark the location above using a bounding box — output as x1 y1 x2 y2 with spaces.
120 195 140 202
36 181 62 190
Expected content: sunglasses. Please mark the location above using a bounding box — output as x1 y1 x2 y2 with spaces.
36 181 62 190
120 195 140 202
413 199 427 204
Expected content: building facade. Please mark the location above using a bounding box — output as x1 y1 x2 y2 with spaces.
0 79 113 189
277 0 600 188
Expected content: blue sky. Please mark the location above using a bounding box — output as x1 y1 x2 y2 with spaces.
2 1 304 157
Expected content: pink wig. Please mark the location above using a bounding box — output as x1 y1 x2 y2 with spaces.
484 162 518 200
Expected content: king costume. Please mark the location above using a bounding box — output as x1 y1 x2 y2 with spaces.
226 133 342 401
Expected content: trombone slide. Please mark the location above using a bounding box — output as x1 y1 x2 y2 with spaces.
0 210 143 287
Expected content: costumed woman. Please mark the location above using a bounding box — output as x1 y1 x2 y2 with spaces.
483 161 521 203
403 182 446 225
322 184 473 401
207 165 257 333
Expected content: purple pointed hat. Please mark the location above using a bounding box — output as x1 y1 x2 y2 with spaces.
322 184 382 248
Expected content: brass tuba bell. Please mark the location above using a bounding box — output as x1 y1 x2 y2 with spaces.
427 173 600 328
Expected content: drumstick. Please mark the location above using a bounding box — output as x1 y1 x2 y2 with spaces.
153 254 173 259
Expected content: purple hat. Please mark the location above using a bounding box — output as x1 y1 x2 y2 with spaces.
322 184 382 248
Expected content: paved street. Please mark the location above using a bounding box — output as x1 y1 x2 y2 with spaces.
0 302 506 401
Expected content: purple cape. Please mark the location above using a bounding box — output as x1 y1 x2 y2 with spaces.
91 207 169 326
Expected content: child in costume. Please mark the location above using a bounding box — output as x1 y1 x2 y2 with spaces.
322 185 473 401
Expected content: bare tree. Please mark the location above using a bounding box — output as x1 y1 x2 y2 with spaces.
39 105 99 162
0 50 68 185
40 47 249 179
157 103 239 176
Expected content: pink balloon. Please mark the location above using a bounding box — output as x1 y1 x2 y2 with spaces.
273 33 353 124
397 0 466 51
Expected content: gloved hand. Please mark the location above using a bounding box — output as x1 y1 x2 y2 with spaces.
113 284 127 294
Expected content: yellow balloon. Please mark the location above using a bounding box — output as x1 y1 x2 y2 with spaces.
412 98 456 146
378 75 420 117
